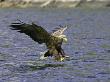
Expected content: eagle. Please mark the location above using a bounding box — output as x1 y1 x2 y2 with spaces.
10 21 68 61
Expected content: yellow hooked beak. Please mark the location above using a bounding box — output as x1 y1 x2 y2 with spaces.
63 37 67 43
58 35 67 43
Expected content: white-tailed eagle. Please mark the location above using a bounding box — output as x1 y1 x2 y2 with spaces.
10 21 68 61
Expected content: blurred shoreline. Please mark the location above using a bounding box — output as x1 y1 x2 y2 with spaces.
0 0 110 8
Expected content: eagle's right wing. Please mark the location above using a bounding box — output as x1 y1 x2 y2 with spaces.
51 26 67 36
10 22 51 44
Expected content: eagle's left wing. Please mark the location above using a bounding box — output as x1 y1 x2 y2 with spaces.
10 22 51 44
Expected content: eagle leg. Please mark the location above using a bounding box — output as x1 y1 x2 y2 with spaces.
56 46 65 57
58 48 70 59
60 48 65 57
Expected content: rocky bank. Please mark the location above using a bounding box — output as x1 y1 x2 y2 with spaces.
0 0 110 8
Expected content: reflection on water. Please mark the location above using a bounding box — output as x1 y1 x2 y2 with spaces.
0 8 110 82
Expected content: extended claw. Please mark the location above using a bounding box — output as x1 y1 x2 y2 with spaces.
54 55 65 61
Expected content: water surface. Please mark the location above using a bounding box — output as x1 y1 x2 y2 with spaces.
0 8 110 82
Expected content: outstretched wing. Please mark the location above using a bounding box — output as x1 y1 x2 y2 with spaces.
51 26 67 36
10 22 50 44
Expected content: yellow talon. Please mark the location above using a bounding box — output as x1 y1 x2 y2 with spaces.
54 56 65 61
60 57 65 61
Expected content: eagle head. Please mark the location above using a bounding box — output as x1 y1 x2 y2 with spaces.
58 35 67 43
52 26 68 43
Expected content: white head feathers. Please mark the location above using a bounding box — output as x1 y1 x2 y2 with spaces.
51 25 68 42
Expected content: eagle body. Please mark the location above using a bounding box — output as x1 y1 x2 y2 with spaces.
10 21 68 61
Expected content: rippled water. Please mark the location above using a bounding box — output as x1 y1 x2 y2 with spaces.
0 8 110 82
